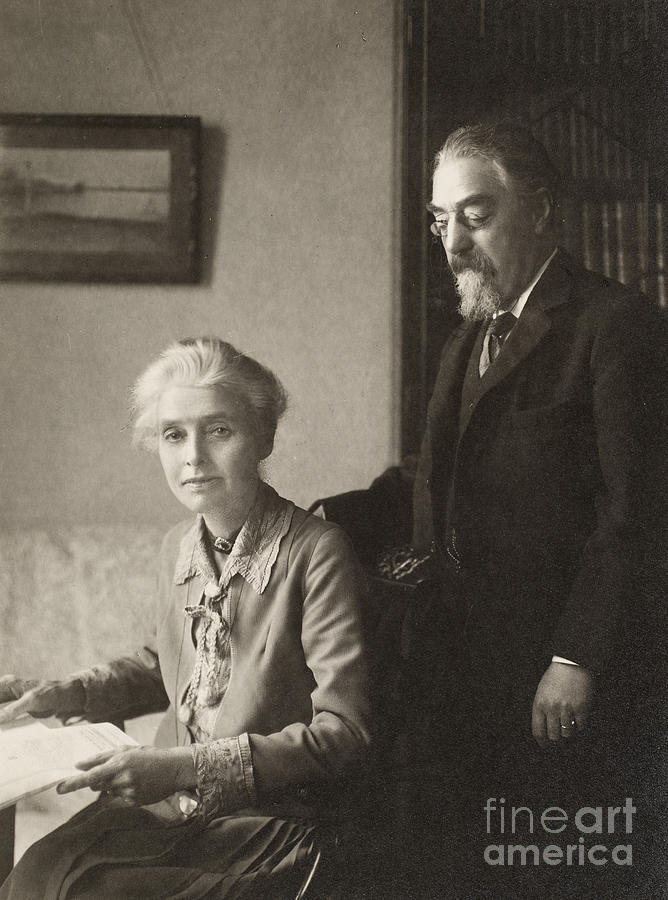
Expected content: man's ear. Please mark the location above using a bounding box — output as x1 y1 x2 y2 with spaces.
533 188 553 234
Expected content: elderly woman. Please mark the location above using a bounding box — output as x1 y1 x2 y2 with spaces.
0 337 372 899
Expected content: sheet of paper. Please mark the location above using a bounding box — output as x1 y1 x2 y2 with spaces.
0 719 137 809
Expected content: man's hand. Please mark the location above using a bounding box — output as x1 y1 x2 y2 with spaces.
56 746 197 807
531 662 594 749
0 675 85 724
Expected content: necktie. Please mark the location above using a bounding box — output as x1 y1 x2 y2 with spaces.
480 311 516 375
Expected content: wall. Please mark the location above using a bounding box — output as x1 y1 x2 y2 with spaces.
0 0 401 530
0 0 402 675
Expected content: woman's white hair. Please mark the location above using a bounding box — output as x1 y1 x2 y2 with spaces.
131 337 287 451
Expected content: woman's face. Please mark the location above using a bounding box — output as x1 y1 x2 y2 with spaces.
156 383 269 520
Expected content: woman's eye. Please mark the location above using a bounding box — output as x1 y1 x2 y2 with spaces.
211 426 230 437
162 430 182 442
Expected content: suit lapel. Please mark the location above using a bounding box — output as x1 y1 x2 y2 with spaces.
458 306 551 432
460 249 576 429
428 321 481 450
413 321 480 548
414 249 577 548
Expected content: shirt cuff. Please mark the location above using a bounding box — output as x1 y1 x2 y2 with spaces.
192 733 257 822
551 655 580 666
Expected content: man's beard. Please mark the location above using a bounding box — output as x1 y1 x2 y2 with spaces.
450 250 502 321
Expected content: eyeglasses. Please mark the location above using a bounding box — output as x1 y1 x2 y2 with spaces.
430 220 448 238
429 211 489 238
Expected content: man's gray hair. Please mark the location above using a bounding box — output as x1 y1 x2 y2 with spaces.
435 121 563 225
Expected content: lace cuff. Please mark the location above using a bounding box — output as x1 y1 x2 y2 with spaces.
192 733 257 822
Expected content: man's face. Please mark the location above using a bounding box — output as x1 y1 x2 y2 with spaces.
430 155 546 319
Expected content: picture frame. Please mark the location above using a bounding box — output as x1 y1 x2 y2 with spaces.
0 114 200 283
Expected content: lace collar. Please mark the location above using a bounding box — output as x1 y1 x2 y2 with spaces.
173 482 295 595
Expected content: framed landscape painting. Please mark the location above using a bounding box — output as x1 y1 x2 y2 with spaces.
0 114 200 283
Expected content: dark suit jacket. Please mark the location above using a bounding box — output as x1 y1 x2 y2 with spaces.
412 250 665 712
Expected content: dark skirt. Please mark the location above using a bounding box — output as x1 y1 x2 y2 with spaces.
0 801 319 899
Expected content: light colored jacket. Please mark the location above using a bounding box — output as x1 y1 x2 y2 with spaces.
154 486 373 800
76 485 372 818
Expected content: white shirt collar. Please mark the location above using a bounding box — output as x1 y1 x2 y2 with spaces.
504 247 558 320
174 482 294 595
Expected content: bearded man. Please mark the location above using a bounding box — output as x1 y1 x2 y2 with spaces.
410 122 665 892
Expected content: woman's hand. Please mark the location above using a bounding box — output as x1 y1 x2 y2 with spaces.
56 745 197 807
0 675 85 723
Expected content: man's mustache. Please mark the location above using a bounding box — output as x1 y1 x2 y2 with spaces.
449 250 494 276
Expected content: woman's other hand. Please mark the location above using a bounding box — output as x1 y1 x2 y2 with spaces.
0 675 85 723
56 746 197 807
